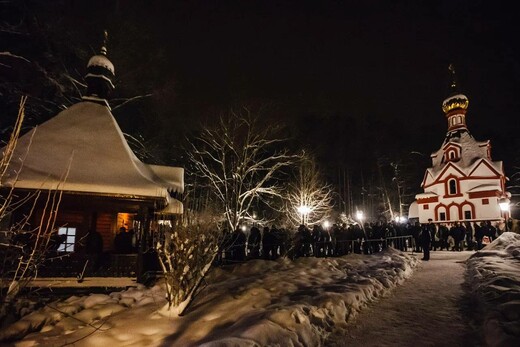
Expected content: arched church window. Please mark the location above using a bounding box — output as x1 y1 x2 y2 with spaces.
449 151 456 160
448 179 457 195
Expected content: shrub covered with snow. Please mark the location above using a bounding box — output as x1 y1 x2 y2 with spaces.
466 232 520 347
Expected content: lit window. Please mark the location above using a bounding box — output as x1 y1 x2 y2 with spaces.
423 204 429 210
448 179 457 195
58 227 76 252
482 199 489 205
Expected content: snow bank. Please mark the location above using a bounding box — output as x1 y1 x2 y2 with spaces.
2 249 418 346
466 232 520 347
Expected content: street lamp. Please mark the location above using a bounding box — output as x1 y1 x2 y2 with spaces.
323 220 331 229
356 210 368 252
297 205 311 225
356 210 364 222
499 198 511 231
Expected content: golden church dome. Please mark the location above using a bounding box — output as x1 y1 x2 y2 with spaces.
442 93 469 113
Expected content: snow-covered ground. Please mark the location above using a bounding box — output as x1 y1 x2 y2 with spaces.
1 248 418 346
5 233 520 347
466 232 520 347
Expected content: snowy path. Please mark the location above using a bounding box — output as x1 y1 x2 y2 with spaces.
328 251 482 347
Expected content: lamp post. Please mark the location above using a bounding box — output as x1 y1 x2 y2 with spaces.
297 205 311 225
356 210 367 237
356 210 369 253
499 198 511 231
356 210 364 223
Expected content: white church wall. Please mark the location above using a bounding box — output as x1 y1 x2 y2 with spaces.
474 199 501 220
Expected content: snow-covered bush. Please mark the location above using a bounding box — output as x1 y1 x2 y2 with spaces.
466 232 520 347
156 215 220 316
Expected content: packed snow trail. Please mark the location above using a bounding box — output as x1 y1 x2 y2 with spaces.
328 251 482 347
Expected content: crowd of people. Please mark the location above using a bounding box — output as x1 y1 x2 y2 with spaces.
217 221 415 263
414 219 505 260
217 218 509 264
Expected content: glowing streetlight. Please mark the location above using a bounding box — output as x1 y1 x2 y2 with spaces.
499 198 511 231
323 220 331 229
356 210 364 222
241 225 247 232
297 205 311 225
499 198 510 212
394 216 407 223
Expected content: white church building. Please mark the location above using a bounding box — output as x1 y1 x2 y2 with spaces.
410 68 510 224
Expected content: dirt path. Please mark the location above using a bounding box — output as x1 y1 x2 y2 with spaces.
328 251 482 347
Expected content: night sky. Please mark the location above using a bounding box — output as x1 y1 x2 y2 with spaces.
2 0 520 194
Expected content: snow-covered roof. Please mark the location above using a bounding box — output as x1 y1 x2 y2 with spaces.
87 54 115 75
467 184 501 193
415 192 438 199
425 157 503 184
426 130 503 182
431 131 489 171
1 101 184 206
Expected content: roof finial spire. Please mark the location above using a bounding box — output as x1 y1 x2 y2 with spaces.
448 63 457 92
100 30 108 55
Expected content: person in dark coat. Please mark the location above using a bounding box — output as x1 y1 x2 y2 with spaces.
301 225 312 257
247 226 261 258
48 229 66 256
230 228 246 261
114 227 132 254
450 222 465 251
464 221 474 250
474 222 484 250
262 227 273 259
412 222 422 252
420 220 432 260
311 225 323 257
438 223 449 251
485 221 497 242
86 229 104 272
86 229 103 254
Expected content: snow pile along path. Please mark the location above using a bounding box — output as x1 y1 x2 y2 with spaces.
328 250 479 347
466 232 520 347
177 248 417 347
1 248 417 347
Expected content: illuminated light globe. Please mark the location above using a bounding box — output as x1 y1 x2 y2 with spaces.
323 220 331 229
399 216 407 223
297 205 311 225
297 205 311 215
356 211 364 221
499 198 510 212
241 225 247 232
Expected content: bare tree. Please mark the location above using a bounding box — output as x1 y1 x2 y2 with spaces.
0 97 67 325
187 108 296 231
283 155 333 228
